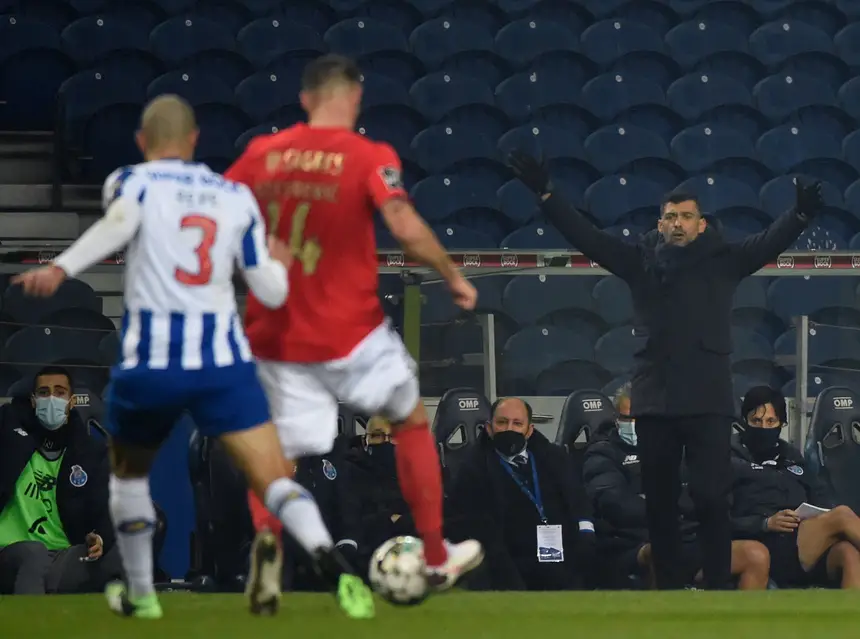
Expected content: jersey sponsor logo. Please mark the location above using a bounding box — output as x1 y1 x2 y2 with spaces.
14 428 27 437
581 399 603 412
833 397 853 409
622 454 638 465
69 464 88 488
787 464 804 475
322 458 337 481
458 398 480 411
378 165 403 191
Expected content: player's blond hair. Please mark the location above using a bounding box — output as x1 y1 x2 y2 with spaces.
139 94 197 149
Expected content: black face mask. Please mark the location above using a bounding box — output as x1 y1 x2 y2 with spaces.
492 430 527 457
742 427 781 454
368 442 396 472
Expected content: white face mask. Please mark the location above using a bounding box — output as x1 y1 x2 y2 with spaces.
34 396 69 431
617 419 637 447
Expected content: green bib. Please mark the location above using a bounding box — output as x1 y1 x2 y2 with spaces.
0 451 71 550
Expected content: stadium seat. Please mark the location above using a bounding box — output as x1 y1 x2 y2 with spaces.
500 222 572 250
431 224 497 250
583 125 672 175
498 125 587 165
187 0 252 34
361 72 411 109
759 174 844 220
358 105 425 159
692 51 765 93
666 72 753 122
195 104 252 173
410 175 498 225
594 325 647 377
351 0 424 34
501 326 595 395
753 72 838 123
580 18 666 67
731 326 776 380
665 19 749 69
282 0 336 33
757 125 855 190
409 72 494 123
676 174 763 222
497 179 539 225
0 17 76 130
432 388 489 482
409 17 494 71
11 0 78 29
554 389 616 451
61 15 153 69
580 73 667 123
502 276 605 340
583 174 663 227
146 71 234 106
438 0 506 31
324 17 409 57
534 359 613 397
688 0 760 35
835 22 860 68
439 49 512 89
494 19 578 69
606 0 680 36
235 69 302 124
102 1 168 31
236 19 325 69
670 124 757 173
592 276 634 327
409 125 499 175
777 1 847 37
3 278 101 325
495 70 585 124
767 277 859 324
749 20 835 68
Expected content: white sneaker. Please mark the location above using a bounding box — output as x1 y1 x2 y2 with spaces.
425 539 484 592
245 530 282 615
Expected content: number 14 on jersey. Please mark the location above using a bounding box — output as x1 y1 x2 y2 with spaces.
267 201 322 275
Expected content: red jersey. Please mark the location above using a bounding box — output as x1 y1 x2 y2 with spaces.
226 124 407 362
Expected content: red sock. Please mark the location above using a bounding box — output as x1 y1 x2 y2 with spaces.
247 489 283 538
393 424 447 567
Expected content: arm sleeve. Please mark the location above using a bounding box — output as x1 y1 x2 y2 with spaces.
727 209 809 277
54 168 144 277
582 448 648 528
238 191 288 309
728 461 770 537
366 143 408 209
540 192 641 280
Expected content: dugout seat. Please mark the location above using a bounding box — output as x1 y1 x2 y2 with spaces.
554 389 616 452
804 387 860 515
432 387 490 484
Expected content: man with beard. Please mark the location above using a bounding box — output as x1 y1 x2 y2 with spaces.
447 397 595 590
508 149 822 590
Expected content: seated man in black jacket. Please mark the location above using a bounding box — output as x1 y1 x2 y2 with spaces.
447 397 595 591
0 366 122 594
584 384 770 590
732 386 860 589
340 417 416 581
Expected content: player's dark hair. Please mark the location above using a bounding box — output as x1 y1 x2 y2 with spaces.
741 385 787 425
490 397 534 424
661 191 700 214
302 54 362 92
33 365 73 392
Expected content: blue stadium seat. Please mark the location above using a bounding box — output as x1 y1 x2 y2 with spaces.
61 16 151 66
778 51 849 94
99 328 120 364
495 71 584 124
431 224 497 250
835 22 860 68
594 326 647 377
790 103 855 143
749 20 834 68
604 0 680 35
502 276 605 342
12 0 77 30
665 19 749 69
501 223 572 250
676 175 764 226
358 105 425 159
497 180 539 226
732 275 769 316
605 223 647 244
237 19 325 69
756 125 855 190
324 17 409 57
529 51 596 93
501 326 596 395
283 0 336 33
549 161 600 208
438 0 505 32
666 72 752 121
775 1 847 37
439 50 511 89
753 72 838 123
690 0 761 35
3 278 100 325
760 174 844 220
361 72 411 108
580 18 666 67
0 364 22 395
410 125 499 175
836 0 860 21
409 17 494 70
584 174 663 227
791 225 848 251
0 17 75 130
188 0 252 34
195 104 251 173
235 122 280 154
497 125 587 163
101 1 167 31
409 72 494 123
235 69 302 124
583 124 672 175
526 0 593 34
768 278 859 324
843 180 860 219
494 19 578 68
351 0 423 34
580 73 667 122
692 51 765 91
410 175 498 224
146 71 234 106
670 124 757 173
592 275 634 327
150 17 250 86
731 326 775 379
148 0 196 14
837 77 860 121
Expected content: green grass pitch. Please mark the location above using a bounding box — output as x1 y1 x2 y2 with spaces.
3 591 859 639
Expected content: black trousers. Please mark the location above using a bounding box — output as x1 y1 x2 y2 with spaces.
636 414 733 590
0 541 124 595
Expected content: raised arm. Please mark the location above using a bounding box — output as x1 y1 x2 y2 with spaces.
507 151 640 280
728 179 822 278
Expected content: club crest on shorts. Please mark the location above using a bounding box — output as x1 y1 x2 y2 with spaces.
69 465 88 487
322 458 337 480
787 465 804 476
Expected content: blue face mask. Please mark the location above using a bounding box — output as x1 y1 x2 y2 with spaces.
617 420 637 447
34 396 69 431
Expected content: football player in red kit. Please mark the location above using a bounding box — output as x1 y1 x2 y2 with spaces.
226 54 484 606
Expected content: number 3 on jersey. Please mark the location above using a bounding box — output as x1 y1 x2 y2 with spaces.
175 214 217 286
289 202 322 275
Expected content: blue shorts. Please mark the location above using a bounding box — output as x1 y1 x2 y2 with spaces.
104 361 271 448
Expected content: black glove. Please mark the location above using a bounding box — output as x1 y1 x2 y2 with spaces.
793 177 823 219
507 149 551 196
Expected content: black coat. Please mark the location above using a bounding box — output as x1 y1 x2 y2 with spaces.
729 434 834 538
583 431 698 554
446 429 595 591
0 398 114 551
540 195 809 417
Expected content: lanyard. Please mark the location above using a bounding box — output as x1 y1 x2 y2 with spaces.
497 452 546 523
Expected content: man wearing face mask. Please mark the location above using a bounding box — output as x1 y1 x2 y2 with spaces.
732 386 860 589
0 366 122 594
447 397 595 590
340 417 416 581
585 384 771 590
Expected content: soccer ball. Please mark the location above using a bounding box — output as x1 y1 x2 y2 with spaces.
368 535 429 606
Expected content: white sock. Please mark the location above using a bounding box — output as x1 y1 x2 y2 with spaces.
264 477 333 554
109 475 156 601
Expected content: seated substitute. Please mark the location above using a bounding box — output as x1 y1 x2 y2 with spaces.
0 366 122 594
732 386 860 589
584 383 770 590
447 397 596 591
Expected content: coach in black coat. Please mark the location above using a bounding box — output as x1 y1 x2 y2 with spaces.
508 150 823 590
